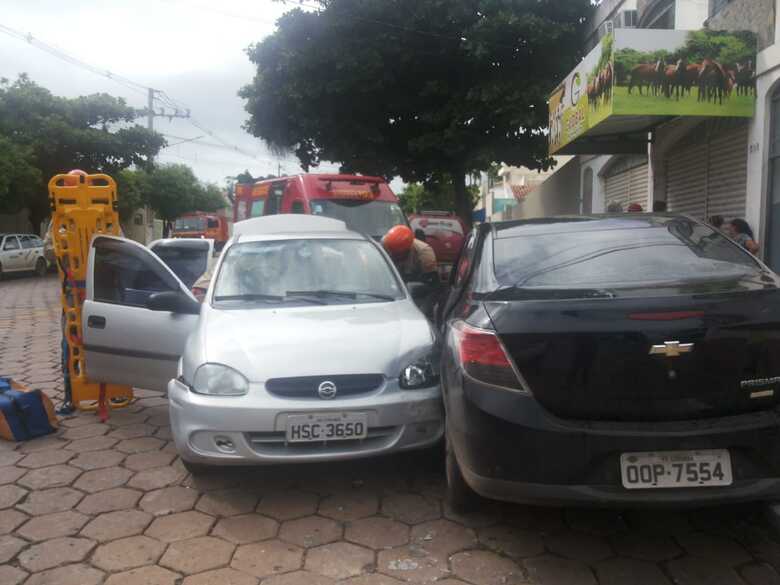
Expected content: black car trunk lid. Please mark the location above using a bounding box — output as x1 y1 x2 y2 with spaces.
484 290 780 422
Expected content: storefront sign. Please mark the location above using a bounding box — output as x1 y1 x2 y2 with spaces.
549 29 757 155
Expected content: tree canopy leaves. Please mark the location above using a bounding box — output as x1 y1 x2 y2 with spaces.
120 164 228 222
0 75 165 228
241 0 592 224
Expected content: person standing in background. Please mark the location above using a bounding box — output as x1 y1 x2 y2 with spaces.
725 218 760 255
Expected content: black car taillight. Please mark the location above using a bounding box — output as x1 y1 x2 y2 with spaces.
451 320 529 393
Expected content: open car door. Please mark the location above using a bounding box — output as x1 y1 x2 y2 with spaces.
82 236 201 392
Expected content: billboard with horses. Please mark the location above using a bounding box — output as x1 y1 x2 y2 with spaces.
549 29 756 155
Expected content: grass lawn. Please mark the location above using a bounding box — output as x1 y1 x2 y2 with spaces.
612 85 754 117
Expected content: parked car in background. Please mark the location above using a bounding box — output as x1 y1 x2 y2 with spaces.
172 212 230 250
81 215 442 472
409 211 467 280
233 174 408 239
440 214 780 509
0 234 48 278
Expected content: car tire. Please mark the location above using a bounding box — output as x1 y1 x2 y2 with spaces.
35 257 47 277
445 432 479 513
181 459 213 476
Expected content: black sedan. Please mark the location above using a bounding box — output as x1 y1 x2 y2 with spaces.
439 214 780 509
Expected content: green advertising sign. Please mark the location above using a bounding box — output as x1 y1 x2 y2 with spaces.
549 29 757 155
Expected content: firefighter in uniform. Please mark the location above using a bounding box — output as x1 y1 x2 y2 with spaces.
382 225 439 318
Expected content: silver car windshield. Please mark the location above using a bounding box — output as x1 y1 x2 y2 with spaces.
213 238 404 305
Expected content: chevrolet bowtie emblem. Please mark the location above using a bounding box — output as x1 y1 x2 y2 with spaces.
649 341 694 357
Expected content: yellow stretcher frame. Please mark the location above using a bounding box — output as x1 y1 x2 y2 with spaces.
49 172 133 416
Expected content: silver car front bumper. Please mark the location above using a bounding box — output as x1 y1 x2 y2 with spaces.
168 378 443 465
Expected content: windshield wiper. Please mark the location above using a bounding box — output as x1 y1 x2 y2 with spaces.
214 294 285 302
286 290 396 302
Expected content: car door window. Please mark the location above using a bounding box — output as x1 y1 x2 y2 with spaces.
452 232 476 288
19 236 34 249
93 238 182 308
3 236 19 251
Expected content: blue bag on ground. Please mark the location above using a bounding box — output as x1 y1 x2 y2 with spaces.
0 377 58 442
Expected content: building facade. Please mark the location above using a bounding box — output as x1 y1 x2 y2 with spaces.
562 0 780 270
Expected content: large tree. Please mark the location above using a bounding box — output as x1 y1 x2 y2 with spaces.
0 75 165 229
143 164 227 222
241 0 591 225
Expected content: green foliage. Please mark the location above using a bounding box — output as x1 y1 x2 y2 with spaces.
0 75 165 227
235 170 256 184
115 168 148 221
193 183 228 212
399 176 479 214
121 164 227 222
241 0 592 224
0 136 41 214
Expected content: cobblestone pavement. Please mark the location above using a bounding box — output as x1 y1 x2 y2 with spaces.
4 274 780 585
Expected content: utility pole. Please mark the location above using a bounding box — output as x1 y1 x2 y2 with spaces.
137 88 191 242
137 88 192 150
147 88 154 131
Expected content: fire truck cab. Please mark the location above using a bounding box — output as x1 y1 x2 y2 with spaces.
172 211 230 250
233 174 407 239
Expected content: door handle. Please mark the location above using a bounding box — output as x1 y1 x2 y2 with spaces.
87 315 106 329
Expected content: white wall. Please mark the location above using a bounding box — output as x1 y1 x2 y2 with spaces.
581 156 611 213
745 5 780 252
675 0 708 29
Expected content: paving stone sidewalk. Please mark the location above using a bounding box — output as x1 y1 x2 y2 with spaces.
2 274 780 585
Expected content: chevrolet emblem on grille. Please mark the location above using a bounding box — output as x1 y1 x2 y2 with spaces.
649 341 694 357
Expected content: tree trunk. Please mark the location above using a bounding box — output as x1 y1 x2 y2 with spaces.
452 169 473 230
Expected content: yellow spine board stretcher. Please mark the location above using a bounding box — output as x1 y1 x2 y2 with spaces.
49 173 133 414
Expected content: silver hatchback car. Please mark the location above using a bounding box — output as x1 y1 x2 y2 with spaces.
82 215 443 471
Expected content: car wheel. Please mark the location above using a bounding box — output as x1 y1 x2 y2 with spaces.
181 459 213 476
445 432 479 513
35 257 47 277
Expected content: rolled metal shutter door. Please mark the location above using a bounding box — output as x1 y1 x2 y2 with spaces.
707 123 748 220
627 163 649 210
666 136 706 219
604 168 631 210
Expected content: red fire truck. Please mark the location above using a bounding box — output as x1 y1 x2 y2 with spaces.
233 174 407 239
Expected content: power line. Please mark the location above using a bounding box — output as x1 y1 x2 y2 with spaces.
0 23 150 96
0 21 271 168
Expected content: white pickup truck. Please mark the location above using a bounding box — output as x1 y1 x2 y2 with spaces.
0 234 48 279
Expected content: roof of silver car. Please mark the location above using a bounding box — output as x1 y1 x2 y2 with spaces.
233 215 352 239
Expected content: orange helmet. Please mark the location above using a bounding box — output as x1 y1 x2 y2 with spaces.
62 169 87 186
382 225 414 258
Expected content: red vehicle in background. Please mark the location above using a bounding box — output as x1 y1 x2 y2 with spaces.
172 211 230 250
409 211 467 279
233 174 407 239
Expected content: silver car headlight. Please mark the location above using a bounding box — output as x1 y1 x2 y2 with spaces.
400 353 439 389
192 364 248 396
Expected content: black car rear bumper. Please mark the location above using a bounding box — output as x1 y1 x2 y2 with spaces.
446 371 780 507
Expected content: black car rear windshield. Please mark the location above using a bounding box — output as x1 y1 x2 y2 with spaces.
493 218 763 291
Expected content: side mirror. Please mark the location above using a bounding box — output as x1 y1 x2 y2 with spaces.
146 291 201 315
407 282 430 300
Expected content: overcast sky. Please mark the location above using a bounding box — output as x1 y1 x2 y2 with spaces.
1 0 347 185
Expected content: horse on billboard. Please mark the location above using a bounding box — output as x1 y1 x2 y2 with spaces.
628 58 666 96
